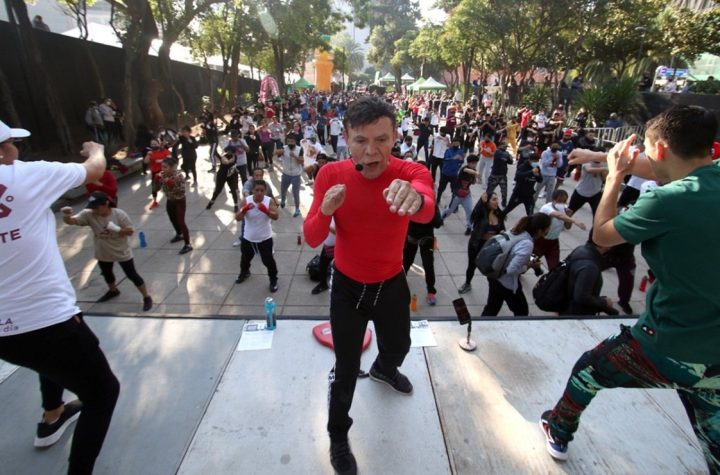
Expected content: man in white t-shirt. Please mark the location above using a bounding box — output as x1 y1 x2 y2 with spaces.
329 116 343 154
0 121 119 474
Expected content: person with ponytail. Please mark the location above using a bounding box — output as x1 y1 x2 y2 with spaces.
481 213 551 316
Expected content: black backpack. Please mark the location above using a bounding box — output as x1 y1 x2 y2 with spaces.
306 255 322 281
533 259 571 312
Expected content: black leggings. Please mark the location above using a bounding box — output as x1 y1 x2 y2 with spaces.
481 278 529 316
327 268 410 442
0 316 120 475
240 237 278 280
166 198 190 244
211 167 239 204
464 239 484 284
181 158 197 183
402 237 436 294
568 190 601 216
98 259 144 287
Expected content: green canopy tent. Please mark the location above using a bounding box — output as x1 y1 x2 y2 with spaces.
406 77 426 92
378 72 396 83
292 77 315 89
417 77 447 90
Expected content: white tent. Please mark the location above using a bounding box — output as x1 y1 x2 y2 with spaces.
401 73 415 83
417 77 447 90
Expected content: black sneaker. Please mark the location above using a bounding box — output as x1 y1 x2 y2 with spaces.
458 282 471 294
330 440 357 475
170 234 183 243
539 410 569 461
97 289 120 303
34 400 82 448
179 245 193 255
236 272 251 284
312 282 329 295
369 363 413 394
205 200 214 210
464 228 472 236
269 280 279 293
619 301 634 315
142 296 153 311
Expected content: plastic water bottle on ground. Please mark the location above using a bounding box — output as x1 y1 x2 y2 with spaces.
265 297 276 330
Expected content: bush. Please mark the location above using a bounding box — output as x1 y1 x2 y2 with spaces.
577 76 641 125
691 80 720 95
522 85 552 112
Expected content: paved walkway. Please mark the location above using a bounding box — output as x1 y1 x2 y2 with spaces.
57 143 650 319
1 144 696 475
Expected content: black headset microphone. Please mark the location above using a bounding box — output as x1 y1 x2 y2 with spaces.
354 162 364 172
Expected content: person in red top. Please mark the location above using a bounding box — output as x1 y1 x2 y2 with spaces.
143 138 169 209
86 166 118 206
304 97 435 475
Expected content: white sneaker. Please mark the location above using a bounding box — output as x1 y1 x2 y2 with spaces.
232 238 242 247
539 191 547 199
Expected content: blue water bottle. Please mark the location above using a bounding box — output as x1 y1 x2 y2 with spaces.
139 231 147 248
264 297 276 330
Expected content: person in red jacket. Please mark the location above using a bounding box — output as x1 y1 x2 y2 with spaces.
303 97 435 475
143 139 169 209
85 166 118 206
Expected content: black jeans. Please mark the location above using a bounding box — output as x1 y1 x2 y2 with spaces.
503 191 534 216
464 239 484 285
240 237 278 281
210 167 239 205
98 259 144 287
327 267 411 442
402 237 436 294
0 316 120 475
181 158 197 183
481 278 529 316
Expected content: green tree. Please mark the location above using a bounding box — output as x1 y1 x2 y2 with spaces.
409 24 449 78
366 0 420 90
660 6 720 62
251 0 345 93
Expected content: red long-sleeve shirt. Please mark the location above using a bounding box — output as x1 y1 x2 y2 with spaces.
86 170 118 203
304 157 435 283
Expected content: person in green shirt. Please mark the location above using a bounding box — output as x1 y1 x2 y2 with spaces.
539 105 720 472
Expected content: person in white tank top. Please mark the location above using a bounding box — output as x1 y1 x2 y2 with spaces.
234 180 280 292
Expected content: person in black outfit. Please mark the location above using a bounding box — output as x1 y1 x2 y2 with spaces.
563 239 619 316
402 206 444 305
600 241 636 315
458 192 505 294
503 154 542 216
206 150 239 212
173 126 198 184
245 124 264 172
135 124 153 175
415 118 432 161
201 111 219 172
486 142 513 207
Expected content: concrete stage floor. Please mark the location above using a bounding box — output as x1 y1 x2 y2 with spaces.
0 316 708 475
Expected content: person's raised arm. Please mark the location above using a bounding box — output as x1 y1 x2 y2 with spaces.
81 142 106 185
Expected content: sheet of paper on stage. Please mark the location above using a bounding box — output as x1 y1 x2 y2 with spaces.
236 321 274 351
410 320 437 347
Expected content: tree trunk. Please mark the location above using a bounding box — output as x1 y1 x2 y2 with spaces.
9 0 73 154
83 41 105 99
228 41 241 106
394 65 402 92
0 65 21 126
273 43 286 94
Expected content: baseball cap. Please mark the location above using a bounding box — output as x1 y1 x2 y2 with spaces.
563 129 573 137
0 120 30 143
87 191 110 209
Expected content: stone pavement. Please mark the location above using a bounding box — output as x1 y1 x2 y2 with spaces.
56 143 650 319
0 145 704 475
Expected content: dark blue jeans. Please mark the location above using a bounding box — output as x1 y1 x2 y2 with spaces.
0 315 120 475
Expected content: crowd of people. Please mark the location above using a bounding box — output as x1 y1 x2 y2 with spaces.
2 84 719 475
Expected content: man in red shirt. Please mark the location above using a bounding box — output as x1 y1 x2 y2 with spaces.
304 97 435 475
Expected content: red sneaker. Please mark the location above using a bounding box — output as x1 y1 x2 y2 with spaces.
149 201 159 210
